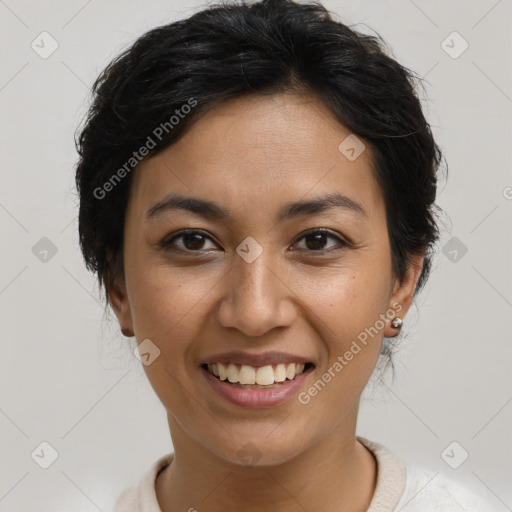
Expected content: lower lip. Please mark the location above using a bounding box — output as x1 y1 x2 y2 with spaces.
201 366 313 409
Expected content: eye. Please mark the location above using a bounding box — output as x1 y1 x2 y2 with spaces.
292 228 347 252
160 228 347 254
160 229 218 252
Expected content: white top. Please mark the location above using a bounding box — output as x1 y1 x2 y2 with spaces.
113 436 498 511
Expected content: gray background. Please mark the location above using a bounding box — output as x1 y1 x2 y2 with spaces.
1 0 511 510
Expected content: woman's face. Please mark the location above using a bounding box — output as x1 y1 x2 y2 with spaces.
108 92 422 466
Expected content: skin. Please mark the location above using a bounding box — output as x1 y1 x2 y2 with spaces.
107 91 424 512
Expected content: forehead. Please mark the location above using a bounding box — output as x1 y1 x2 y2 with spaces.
129 92 382 221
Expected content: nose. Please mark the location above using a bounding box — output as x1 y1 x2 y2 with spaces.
216 250 296 337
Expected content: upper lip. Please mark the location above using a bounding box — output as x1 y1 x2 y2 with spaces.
200 350 314 367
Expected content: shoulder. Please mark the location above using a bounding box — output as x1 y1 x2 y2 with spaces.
396 462 499 511
113 485 138 511
357 436 499 512
113 453 174 512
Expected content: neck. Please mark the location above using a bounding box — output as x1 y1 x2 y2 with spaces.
156 414 377 512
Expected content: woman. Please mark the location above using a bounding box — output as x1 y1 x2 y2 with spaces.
74 0 498 510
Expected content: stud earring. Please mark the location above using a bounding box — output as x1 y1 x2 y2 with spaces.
391 317 403 329
121 326 133 337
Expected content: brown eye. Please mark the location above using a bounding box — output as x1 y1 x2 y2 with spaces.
161 230 217 252
293 229 347 252
160 228 347 255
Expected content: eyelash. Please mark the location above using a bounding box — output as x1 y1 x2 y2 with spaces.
160 228 348 255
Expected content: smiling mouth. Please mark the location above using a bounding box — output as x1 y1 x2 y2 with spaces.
201 362 315 389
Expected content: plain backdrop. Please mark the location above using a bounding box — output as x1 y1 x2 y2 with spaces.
1 0 511 510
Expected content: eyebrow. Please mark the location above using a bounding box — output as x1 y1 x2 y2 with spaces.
146 192 366 222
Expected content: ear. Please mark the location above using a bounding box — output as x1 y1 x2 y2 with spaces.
384 251 424 337
106 271 134 338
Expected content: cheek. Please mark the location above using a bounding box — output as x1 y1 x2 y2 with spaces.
295 276 389 422
303 256 392 374
127 259 216 339
127 265 210 411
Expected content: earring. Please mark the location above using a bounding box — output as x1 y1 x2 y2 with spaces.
391 317 403 329
121 326 133 337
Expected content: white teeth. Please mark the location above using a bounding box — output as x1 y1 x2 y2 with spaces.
286 363 296 380
255 365 274 385
274 363 287 382
226 363 239 383
206 361 309 384
217 362 228 381
238 365 256 385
